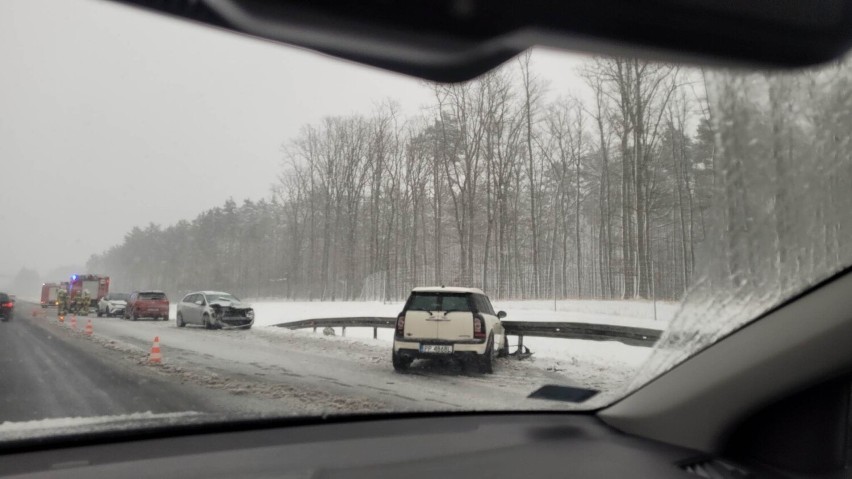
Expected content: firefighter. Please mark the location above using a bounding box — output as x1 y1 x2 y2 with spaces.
68 293 77 314
79 290 91 316
57 288 68 316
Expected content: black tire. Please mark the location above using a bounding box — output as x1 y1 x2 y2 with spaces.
479 335 495 374
176 313 185 328
131 309 138 321
203 313 214 330
96 309 103 318
392 351 412 372
497 334 509 358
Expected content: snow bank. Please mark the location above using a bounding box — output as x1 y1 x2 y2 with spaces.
243 298 670 371
244 298 675 330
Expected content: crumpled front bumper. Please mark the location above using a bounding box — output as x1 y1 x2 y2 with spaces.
215 309 254 329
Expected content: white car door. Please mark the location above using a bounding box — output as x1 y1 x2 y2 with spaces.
188 294 203 324
180 294 196 324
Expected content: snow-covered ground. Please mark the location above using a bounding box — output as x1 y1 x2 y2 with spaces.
166 299 674 368
159 298 677 400
24 298 678 412
225 298 677 378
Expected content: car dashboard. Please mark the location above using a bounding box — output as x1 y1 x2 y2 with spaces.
0 413 782 479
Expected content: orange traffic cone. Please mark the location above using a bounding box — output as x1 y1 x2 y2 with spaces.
149 336 162 364
70 315 77 330
84 319 93 336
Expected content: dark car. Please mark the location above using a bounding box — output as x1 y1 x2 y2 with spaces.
0 293 15 321
124 291 169 321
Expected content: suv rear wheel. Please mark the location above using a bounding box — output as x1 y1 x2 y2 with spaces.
392 352 412 372
497 334 509 358
479 334 495 374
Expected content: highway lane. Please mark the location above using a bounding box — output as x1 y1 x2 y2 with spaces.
0 300 583 428
0 303 220 422
53 310 577 412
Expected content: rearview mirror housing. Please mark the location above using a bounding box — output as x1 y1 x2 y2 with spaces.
108 0 852 82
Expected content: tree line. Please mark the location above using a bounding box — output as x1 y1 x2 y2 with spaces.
89 53 725 302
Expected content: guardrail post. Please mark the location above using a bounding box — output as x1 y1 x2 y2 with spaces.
342 326 346 337
517 335 524 355
373 327 377 339
313 326 317 333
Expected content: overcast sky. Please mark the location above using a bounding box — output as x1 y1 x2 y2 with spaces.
0 0 592 281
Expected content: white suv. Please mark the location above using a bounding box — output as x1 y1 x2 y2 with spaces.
392 286 508 373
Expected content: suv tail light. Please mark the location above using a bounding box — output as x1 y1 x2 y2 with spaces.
1 302 13 308
395 313 405 338
473 314 486 340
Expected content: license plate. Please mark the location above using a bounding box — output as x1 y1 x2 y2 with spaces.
420 344 453 354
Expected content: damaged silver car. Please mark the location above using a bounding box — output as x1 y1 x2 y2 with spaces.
176 291 255 330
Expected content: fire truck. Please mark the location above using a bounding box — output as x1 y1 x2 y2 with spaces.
69 274 110 307
40 283 61 308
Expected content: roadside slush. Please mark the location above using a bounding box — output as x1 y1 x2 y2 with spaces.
4 301 387 424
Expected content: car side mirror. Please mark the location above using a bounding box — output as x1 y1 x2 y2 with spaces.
497 311 507 319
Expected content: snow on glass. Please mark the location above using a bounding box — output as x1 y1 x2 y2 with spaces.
630 58 852 390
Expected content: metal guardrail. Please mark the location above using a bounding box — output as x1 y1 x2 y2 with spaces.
274 317 662 347
501 320 661 347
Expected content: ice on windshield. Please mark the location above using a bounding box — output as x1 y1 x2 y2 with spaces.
631 58 852 390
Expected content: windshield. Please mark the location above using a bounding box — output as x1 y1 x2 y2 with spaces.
2 0 852 442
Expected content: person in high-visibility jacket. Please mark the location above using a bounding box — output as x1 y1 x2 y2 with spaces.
57 289 68 316
79 290 91 316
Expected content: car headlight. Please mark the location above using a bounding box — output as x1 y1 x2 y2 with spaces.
246 310 255 319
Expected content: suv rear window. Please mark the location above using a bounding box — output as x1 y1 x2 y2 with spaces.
0 293 9 302
139 292 167 300
407 293 472 312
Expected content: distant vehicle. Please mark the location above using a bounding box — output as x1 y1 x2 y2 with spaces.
68 274 110 307
97 292 129 317
125 291 169 321
40 283 61 308
0 292 15 322
393 286 508 374
176 291 254 330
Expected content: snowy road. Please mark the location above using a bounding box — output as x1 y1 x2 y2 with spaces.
75 313 582 412
2 300 650 428
0 305 221 422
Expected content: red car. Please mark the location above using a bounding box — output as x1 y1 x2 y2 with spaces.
0 292 14 322
124 291 169 321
